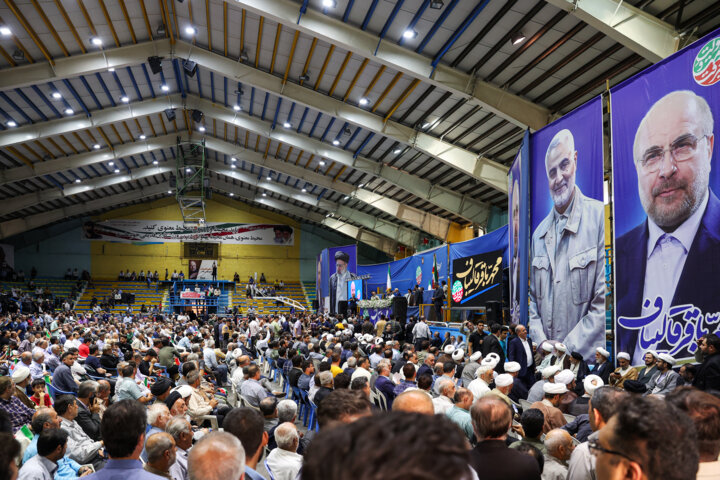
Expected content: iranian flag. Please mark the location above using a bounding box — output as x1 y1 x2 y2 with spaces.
386 264 392 291
432 253 439 289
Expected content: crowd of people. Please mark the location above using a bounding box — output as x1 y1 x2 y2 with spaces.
0 305 718 480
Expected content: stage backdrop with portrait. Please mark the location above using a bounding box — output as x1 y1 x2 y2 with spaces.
321 245 358 314
528 96 606 361
508 131 530 326
612 28 720 364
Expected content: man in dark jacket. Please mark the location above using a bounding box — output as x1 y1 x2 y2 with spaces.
481 324 507 374
75 381 101 441
694 334 720 392
469 396 541 479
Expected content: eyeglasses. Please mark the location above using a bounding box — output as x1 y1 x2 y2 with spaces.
588 439 637 463
639 134 710 173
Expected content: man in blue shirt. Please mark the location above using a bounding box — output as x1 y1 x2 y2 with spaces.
83 399 165 480
51 352 78 395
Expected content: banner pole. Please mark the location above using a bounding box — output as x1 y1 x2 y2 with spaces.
446 241 451 323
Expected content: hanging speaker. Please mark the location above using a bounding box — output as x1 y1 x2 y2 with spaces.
164 108 176 121
147 56 163 74
183 59 197 77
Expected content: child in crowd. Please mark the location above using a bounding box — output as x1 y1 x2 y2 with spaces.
30 378 52 407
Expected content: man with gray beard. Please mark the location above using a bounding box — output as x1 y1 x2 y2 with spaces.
529 129 605 361
616 90 720 364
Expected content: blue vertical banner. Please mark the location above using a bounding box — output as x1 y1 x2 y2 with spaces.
612 28 720 364
326 245 357 315
508 131 530 327
528 97 606 361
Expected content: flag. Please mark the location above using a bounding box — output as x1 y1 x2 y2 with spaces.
19 424 33 440
432 253 439 289
386 265 391 291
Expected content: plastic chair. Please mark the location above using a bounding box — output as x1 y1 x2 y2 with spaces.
47 383 77 401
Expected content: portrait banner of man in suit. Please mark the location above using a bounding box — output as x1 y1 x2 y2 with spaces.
528 97 606 362
327 245 357 315
612 29 720 365
508 132 531 327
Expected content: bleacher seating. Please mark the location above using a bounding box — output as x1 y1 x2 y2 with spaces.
231 282 311 315
0 277 78 299
303 282 316 308
75 280 165 314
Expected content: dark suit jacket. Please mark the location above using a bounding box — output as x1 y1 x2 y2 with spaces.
76 401 102 441
328 272 357 314
595 361 611 384
507 337 536 380
693 353 720 391
374 375 396 409
481 335 505 373
616 190 720 359
469 440 541 480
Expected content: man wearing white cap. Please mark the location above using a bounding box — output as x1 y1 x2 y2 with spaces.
527 365 560 403
568 374 603 417
594 347 611 384
609 352 638 389
637 351 659 385
645 353 680 396
530 382 568 433
11 366 36 409
468 364 493 401
553 343 570 370
488 374 515 407
504 362 528 402
554 369 578 414
461 351 482 387
538 342 555 371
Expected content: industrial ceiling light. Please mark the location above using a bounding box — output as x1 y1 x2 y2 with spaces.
430 0 444 9
51 91 62 99
511 32 526 45
262 192 267 197
139 134 146 140
108 161 114 166
153 160 158 165
344 196 350 200
64 108 74 115
358 97 369 106
168 190 172 194
114 168 120 173
332 139 340 146
319 160 326 166
75 178 81 183
161 84 170 92
283 121 291 129
266 175 272 181
233 104 241 111
358 183 364 188
394 148 402 154
157 24 166 36
403 29 418 39
322 0 337 7
229 192 235 197
148 56 163 74
0 26 11 36
108 67 115 72
299 72 310 82
231 157 237 162
186 168 192 173
239 50 249 62
120 95 129 103
231 164 237 169
198 125 206 132
183 59 197 77
185 26 196 36
90 37 103 47
93 143 101 149
6 120 16 127
302 187 307 193
12 49 24 61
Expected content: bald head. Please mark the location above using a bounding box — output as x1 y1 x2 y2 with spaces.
544 428 574 461
392 390 434 415
471 396 512 441
145 432 176 470
188 432 246 480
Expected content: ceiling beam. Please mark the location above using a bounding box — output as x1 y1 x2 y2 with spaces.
0 93 489 225
0 165 173 217
230 0 550 131
544 0 686 62
0 37 509 193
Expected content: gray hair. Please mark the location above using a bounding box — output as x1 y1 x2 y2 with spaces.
166 416 191 441
77 381 98 399
32 351 44 362
435 377 455 396
186 370 201 385
274 422 299 452
145 432 175 463
545 129 575 173
347 357 357 368
318 371 333 387
147 403 169 426
377 360 392 374
188 432 245 480
633 90 714 164
476 365 493 378
277 399 298 423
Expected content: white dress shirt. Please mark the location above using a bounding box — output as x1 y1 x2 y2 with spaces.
636 190 708 363
265 448 303 480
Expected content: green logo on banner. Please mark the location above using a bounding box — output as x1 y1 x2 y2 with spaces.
415 266 422 285
693 37 720 86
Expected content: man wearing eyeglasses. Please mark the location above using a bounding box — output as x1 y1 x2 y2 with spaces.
616 90 719 365
529 129 606 362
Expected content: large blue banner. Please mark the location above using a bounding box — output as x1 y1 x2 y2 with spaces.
528 97 606 361
612 29 720 364
508 131 530 326
325 245 357 314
